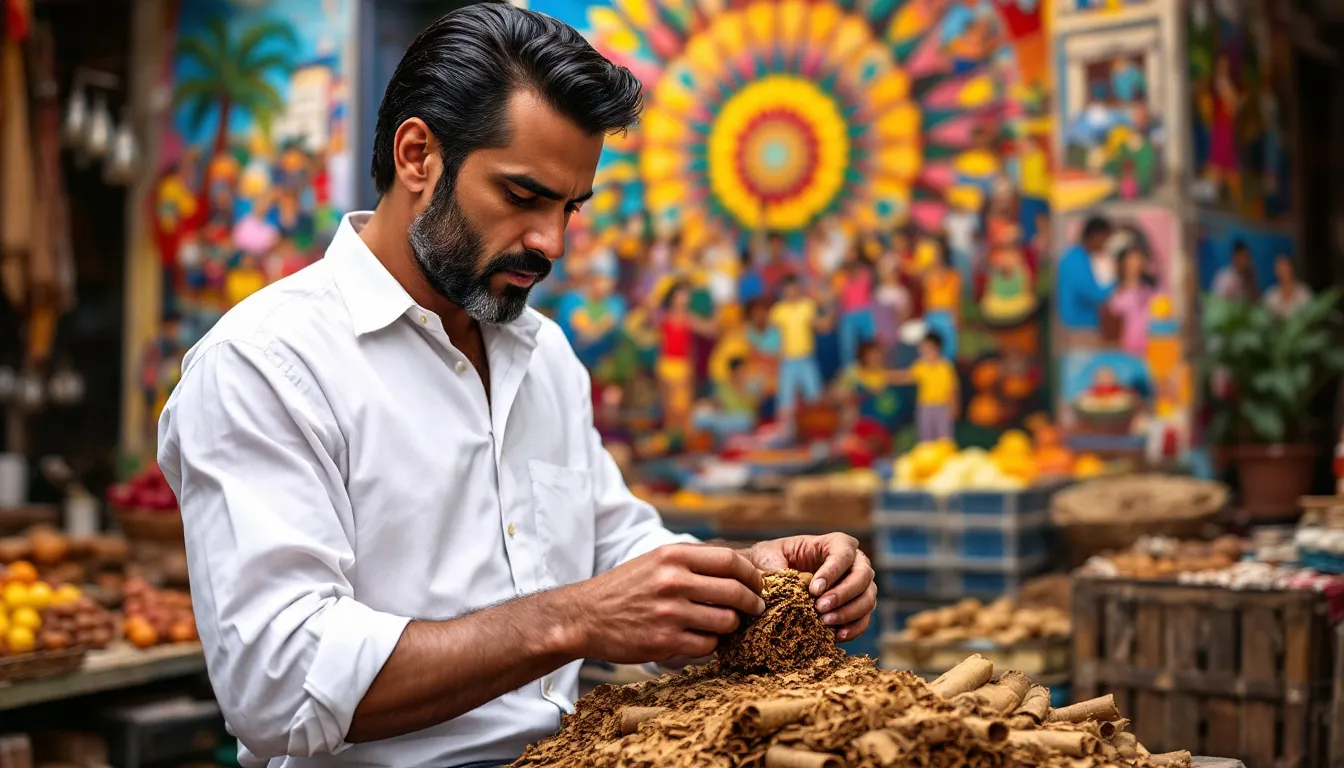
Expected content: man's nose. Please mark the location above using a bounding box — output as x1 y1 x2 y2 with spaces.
522 212 567 261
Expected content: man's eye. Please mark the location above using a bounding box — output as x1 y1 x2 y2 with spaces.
505 189 536 206
566 203 583 215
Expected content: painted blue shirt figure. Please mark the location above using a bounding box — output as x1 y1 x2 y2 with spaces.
1056 216 1115 331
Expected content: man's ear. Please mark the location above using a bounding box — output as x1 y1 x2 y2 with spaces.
393 117 437 196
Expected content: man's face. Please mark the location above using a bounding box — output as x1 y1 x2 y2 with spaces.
1233 249 1251 273
1085 229 1111 254
407 91 604 323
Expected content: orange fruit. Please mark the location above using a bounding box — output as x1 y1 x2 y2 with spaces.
10 607 39 632
6 626 35 654
5 561 38 585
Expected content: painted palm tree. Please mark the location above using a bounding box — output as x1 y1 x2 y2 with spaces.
173 16 298 162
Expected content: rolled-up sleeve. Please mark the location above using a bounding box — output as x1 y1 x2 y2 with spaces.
157 339 409 760
570 358 697 575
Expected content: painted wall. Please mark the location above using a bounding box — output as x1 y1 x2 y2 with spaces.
140 0 353 441
517 0 1055 467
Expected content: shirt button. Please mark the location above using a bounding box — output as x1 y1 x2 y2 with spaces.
507 522 516 538
418 314 428 324
454 360 468 374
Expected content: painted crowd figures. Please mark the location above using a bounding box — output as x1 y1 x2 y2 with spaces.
144 0 351 434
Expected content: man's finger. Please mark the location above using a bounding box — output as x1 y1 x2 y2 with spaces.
816 553 873 615
836 613 871 643
683 604 743 635
681 546 764 595
682 573 767 616
809 534 859 596
750 546 790 572
820 581 877 628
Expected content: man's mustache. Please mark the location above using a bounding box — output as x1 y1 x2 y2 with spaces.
484 250 553 282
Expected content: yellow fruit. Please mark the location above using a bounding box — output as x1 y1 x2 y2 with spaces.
996 430 1032 455
26 582 53 610
53 584 82 606
10 607 40 632
4 561 38 585
6 626 35 654
1074 453 1106 478
2 583 31 611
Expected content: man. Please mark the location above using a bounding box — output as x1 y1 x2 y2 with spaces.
1261 253 1312 318
1210 239 1260 303
156 6 875 768
1056 215 1115 345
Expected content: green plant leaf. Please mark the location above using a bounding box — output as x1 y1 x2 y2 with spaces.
1252 370 1299 403
1242 399 1286 443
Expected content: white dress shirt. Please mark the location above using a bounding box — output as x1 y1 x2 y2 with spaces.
157 213 695 768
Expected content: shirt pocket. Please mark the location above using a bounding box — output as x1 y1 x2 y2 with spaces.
528 459 597 587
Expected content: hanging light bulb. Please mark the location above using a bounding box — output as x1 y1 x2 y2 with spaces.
104 109 138 186
62 82 88 148
84 91 112 159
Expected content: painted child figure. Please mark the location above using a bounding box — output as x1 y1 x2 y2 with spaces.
890 332 959 443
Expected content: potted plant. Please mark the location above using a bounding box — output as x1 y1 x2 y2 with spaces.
1202 287 1344 519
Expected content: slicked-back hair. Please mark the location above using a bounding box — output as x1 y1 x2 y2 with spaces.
370 1 643 196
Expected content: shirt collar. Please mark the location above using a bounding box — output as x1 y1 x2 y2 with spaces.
328 212 415 336
327 212 544 347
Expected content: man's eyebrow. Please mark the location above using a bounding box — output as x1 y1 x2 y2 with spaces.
503 173 593 204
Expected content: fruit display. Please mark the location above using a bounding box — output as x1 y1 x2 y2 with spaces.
121 577 198 648
898 597 1071 646
0 525 129 594
891 431 1106 495
1078 535 1245 580
105 464 179 514
0 561 114 655
510 571 1192 768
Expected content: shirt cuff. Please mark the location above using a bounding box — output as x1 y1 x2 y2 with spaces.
299 597 411 751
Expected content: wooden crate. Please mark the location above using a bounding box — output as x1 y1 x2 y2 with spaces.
1072 577 1338 768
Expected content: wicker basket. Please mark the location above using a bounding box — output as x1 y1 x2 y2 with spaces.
112 507 184 543
1050 474 1228 566
0 646 87 683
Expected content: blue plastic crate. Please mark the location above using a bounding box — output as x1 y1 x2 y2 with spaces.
876 553 1051 599
878 483 1067 519
874 510 1051 563
1050 685 1071 709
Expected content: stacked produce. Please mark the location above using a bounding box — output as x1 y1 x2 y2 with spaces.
105 464 178 514
1079 535 1245 581
0 525 129 595
511 571 1191 768
121 577 198 647
0 561 114 655
896 597 1070 646
891 432 1105 494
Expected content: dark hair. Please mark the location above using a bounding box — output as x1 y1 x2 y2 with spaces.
663 280 690 309
781 274 801 291
371 2 642 195
1232 239 1249 255
921 331 944 352
857 340 881 360
727 356 747 372
1082 216 1113 240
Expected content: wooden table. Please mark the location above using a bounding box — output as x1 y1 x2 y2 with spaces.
0 642 205 712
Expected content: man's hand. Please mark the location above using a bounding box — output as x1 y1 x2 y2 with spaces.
742 534 876 642
569 544 766 664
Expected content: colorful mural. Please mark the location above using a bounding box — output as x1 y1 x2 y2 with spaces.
1187 0 1292 221
1194 213 1297 307
1052 19 1172 212
1054 204 1190 462
1055 0 1154 19
143 0 351 437
524 0 1055 475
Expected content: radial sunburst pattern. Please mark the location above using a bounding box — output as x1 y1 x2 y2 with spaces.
583 0 1035 238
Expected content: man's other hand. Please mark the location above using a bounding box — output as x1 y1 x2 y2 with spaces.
742 534 876 642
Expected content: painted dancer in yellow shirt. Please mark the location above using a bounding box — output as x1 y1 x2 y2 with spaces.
769 276 827 419
889 332 959 443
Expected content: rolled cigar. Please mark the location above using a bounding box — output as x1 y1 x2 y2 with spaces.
619 706 668 735
1099 741 1120 761
765 745 845 768
965 671 1032 714
743 697 817 733
929 655 995 699
1008 730 1100 757
1149 750 1193 767
853 730 903 765
1112 732 1139 758
1077 720 1120 740
962 717 1009 744
1013 685 1051 723
1047 693 1120 723
1111 717 1131 734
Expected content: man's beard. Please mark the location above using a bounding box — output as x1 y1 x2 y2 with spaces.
407 181 552 324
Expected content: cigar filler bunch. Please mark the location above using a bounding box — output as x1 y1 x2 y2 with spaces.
510 571 1193 768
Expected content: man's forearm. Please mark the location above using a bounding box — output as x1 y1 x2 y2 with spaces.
347 586 587 744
